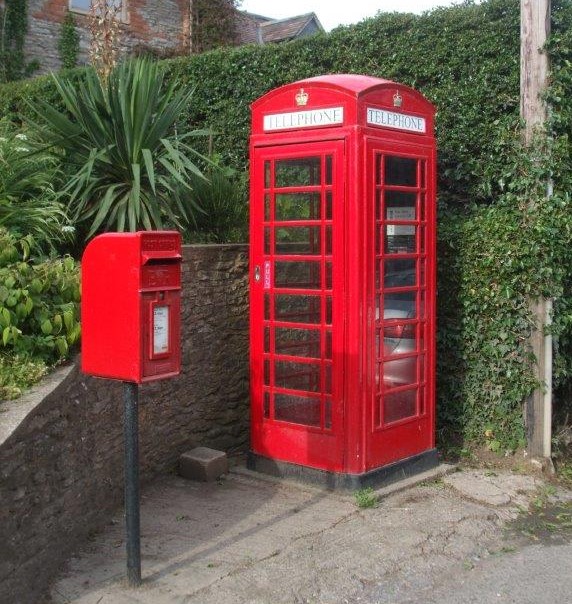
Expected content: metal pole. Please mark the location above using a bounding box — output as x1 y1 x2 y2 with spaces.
123 381 142 587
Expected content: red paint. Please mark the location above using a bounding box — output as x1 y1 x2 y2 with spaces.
249 74 437 475
81 231 182 384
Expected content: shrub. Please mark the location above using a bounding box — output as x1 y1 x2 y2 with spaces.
181 163 248 243
0 0 572 446
0 229 80 364
57 11 80 71
0 354 47 400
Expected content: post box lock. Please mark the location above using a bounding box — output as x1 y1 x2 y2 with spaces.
254 265 261 282
82 231 182 384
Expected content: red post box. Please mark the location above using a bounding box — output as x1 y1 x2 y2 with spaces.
81 231 182 383
248 75 438 488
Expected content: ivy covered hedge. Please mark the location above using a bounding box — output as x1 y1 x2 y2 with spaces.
2 0 572 447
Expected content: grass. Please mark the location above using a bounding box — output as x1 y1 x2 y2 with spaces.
0 353 47 401
557 461 572 486
509 500 572 543
354 487 378 509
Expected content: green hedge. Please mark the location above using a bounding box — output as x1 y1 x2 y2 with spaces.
2 0 572 446
0 0 523 201
165 0 525 205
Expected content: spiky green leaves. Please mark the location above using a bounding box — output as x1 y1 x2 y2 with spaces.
34 57 208 239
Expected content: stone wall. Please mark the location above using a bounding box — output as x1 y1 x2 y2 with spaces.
0 244 249 604
26 0 189 74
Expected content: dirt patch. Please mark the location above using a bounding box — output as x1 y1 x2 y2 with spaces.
505 499 572 546
442 444 547 476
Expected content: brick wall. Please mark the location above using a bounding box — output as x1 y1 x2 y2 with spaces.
0 244 250 604
26 0 189 74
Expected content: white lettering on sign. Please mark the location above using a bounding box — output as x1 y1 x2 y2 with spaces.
263 107 344 131
263 261 271 290
153 306 169 355
366 107 426 134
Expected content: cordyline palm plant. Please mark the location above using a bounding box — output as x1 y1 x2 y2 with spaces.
33 57 207 239
181 162 248 243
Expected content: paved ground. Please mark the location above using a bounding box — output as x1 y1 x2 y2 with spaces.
48 460 572 604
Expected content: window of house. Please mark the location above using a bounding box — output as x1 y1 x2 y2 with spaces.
70 0 91 11
70 1 125 17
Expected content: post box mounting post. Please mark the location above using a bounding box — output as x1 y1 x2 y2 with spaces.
123 381 142 587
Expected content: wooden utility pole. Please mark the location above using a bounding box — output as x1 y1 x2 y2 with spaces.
520 0 552 459
521 0 551 142
191 0 195 53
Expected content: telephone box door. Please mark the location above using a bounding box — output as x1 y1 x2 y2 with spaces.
365 139 436 469
250 140 345 471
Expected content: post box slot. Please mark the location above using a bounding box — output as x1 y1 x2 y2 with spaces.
142 255 182 265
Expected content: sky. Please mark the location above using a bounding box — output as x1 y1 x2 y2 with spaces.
239 0 467 31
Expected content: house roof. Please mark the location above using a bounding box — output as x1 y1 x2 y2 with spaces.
241 11 270 24
235 11 324 45
260 13 324 43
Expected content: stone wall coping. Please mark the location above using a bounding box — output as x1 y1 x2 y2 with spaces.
182 243 249 255
0 361 76 448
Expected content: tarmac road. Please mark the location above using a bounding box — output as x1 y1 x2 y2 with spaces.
396 542 572 604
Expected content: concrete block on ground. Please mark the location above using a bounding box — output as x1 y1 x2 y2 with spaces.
179 447 229 482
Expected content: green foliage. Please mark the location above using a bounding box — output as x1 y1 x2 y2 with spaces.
0 120 72 251
32 58 209 239
557 461 572 487
0 0 27 82
437 114 572 447
1 0 572 446
57 11 80 71
0 0 525 193
0 0 38 83
354 487 378 509
0 229 80 364
160 0 524 198
438 204 536 448
0 353 47 400
181 162 248 243
191 0 241 53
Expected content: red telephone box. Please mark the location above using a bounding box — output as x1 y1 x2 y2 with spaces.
248 75 438 488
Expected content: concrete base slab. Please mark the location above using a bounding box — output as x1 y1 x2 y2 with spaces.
372 462 457 500
444 469 542 508
247 448 441 491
